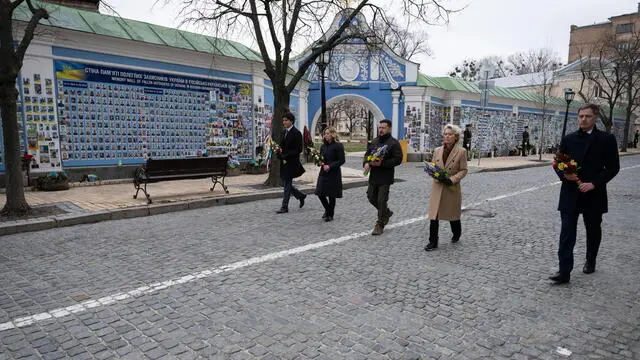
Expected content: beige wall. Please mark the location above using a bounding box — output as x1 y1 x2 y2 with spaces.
568 24 609 63
568 12 640 63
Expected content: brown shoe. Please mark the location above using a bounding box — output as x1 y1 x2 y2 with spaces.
371 223 384 235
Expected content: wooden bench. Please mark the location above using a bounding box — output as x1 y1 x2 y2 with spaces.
133 156 229 204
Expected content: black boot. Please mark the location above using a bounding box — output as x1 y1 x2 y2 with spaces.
450 220 461 243
425 220 439 251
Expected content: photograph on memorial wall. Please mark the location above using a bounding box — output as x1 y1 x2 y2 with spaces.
21 73 61 171
54 60 254 167
403 104 422 153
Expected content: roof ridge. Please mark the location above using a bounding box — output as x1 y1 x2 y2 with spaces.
18 0 259 60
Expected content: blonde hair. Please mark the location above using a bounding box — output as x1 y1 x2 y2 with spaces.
443 123 462 144
323 126 340 142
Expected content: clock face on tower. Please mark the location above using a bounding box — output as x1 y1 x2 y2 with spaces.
338 58 360 82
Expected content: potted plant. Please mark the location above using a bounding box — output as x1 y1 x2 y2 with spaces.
36 171 70 191
246 156 267 174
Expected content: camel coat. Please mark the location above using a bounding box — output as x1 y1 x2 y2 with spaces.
427 145 468 221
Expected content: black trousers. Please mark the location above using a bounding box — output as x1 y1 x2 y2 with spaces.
281 175 304 209
317 195 336 216
558 211 603 275
429 219 461 244
367 183 390 225
521 141 529 156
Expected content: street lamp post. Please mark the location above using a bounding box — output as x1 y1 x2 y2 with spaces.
561 88 576 137
315 49 330 133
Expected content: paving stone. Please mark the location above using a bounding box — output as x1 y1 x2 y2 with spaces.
0 158 639 359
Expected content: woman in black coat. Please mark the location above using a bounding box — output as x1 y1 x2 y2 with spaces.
315 127 345 222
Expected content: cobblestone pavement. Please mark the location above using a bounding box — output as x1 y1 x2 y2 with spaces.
0 155 639 359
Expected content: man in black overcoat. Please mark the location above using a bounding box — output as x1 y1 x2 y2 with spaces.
276 111 306 213
549 104 620 284
462 124 472 153
521 126 530 156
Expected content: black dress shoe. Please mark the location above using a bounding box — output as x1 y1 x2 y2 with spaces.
299 195 306 208
548 272 570 284
324 216 333 222
276 208 288 214
424 243 438 251
322 212 328 220
583 262 596 274
451 236 460 243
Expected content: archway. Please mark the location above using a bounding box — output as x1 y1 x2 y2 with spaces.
310 94 385 139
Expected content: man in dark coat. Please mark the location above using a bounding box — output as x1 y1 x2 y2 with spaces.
462 124 472 153
549 104 620 284
521 126 530 156
363 119 403 235
276 112 306 213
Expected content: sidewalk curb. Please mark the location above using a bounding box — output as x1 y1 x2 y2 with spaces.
474 161 552 173
0 179 369 236
473 152 640 173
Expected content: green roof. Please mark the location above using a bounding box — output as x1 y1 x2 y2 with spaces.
13 0 263 62
417 73 626 116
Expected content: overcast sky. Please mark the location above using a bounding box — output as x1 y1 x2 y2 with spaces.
102 0 640 77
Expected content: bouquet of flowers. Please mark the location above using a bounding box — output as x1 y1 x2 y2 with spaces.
552 152 582 185
424 162 456 191
307 147 324 167
270 141 285 164
364 144 388 176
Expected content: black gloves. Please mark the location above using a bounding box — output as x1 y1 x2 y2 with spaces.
440 177 453 186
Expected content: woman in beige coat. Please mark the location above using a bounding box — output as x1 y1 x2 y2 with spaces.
425 124 468 251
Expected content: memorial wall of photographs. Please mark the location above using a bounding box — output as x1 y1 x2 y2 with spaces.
54 60 255 166
253 101 273 153
252 103 297 154
423 103 451 150
403 104 422 153
206 89 253 159
22 73 62 171
57 82 210 162
459 107 565 155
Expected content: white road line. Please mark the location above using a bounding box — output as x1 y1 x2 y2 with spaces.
1 165 637 332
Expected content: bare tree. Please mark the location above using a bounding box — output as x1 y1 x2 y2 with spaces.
370 16 430 60
577 47 624 132
578 29 640 149
531 69 556 160
449 56 508 81
177 0 456 186
506 48 563 75
1 0 49 217
615 31 640 151
328 99 365 138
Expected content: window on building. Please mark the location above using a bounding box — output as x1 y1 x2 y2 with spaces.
617 42 631 50
616 23 634 34
594 85 602 99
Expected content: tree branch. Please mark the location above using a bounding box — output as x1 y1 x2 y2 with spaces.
16 0 48 63
10 0 27 12
248 0 276 79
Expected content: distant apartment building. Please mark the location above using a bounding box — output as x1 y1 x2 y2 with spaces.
568 3 640 62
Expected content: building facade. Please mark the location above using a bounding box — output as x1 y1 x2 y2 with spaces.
2 1 307 183
2 2 631 184
568 3 640 63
